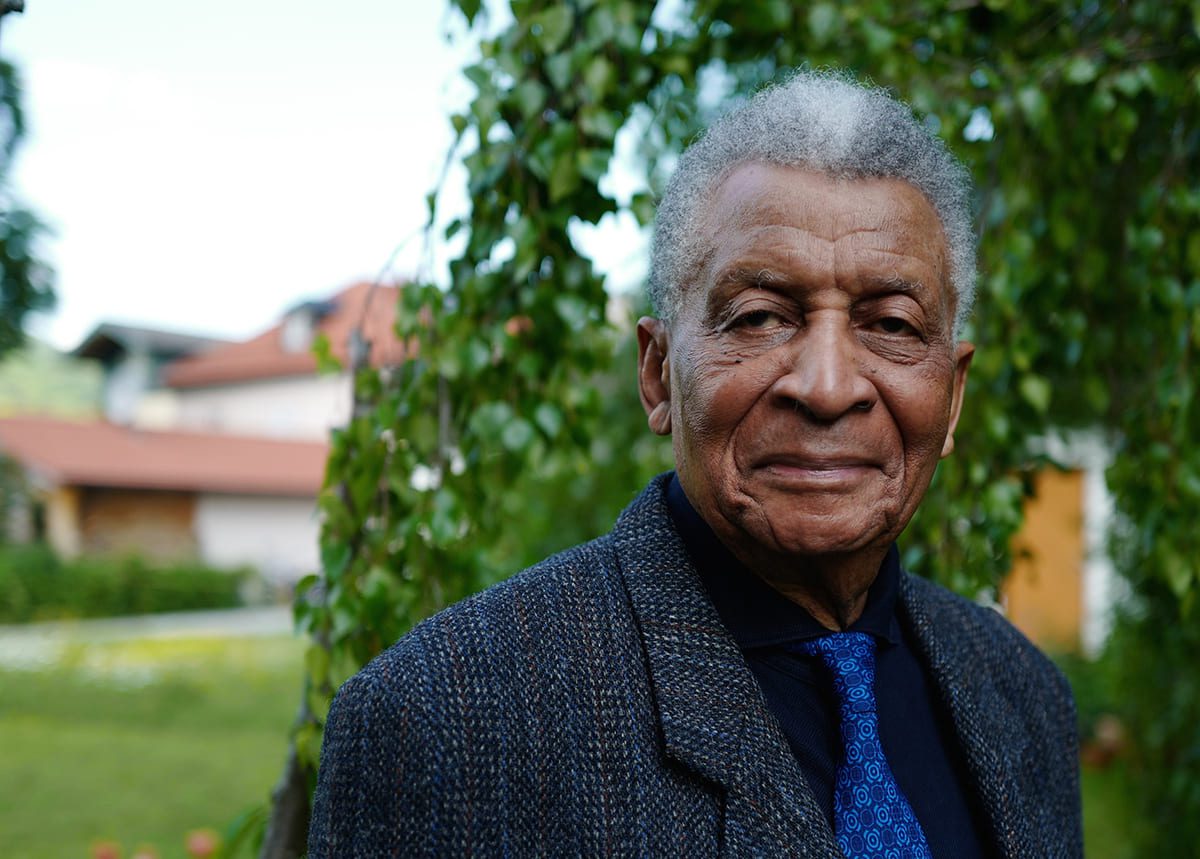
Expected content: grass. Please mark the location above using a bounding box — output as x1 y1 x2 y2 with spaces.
1082 762 1143 859
0 628 1132 858
0 634 304 859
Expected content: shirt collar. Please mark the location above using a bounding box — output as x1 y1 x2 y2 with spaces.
666 473 902 650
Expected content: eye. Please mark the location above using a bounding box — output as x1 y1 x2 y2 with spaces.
733 309 783 329
875 316 917 336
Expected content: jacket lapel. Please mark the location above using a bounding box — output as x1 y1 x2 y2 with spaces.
899 574 1036 858
611 476 842 857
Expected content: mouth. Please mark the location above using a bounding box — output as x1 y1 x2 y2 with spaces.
756 452 878 469
752 454 881 485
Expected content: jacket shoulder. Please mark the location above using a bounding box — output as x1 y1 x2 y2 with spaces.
902 572 1071 701
385 532 626 678
334 532 633 751
308 533 655 855
307 660 435 856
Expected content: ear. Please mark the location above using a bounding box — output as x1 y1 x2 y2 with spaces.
941 341 974 458
637 316 672 436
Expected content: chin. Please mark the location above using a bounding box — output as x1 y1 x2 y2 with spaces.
774 533 885 559
734 501 894 559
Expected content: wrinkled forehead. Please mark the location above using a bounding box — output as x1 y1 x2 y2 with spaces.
681 162 955 319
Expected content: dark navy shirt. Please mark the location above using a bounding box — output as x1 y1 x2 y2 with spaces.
666 475 989 858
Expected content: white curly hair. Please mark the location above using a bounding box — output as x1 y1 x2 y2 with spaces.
649 70 976 337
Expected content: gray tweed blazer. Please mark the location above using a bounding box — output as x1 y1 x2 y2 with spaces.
309 474 1082 857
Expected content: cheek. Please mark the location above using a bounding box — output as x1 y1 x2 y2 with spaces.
675 345 774 441
675 373 727 445
889 372 956 461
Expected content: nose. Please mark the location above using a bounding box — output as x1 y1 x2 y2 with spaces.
771 315 876 422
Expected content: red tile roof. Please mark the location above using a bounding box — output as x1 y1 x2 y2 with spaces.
0 417 328 497
163 282 412 389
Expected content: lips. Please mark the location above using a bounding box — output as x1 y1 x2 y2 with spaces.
753 452 880 471
748 452 885 492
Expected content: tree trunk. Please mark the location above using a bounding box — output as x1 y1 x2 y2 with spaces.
259 740 312 859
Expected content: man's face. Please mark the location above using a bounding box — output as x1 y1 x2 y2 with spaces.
639 163 973 562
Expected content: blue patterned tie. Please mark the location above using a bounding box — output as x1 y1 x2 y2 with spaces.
797 631 933 859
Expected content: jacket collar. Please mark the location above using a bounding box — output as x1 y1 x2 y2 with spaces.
612 474 841 855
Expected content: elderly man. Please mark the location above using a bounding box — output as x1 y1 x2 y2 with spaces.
309 71 1081 858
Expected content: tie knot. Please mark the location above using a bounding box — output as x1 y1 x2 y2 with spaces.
795 631 877 715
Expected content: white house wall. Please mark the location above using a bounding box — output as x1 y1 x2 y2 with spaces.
104 352 153 424
173 373 351 441
194 494 320 582
133 388 181 430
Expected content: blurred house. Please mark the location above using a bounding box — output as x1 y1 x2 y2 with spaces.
73 323 230 425
0 282 405 582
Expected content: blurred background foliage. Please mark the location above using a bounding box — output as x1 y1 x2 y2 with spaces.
269 1 1199 854
0 54 53 358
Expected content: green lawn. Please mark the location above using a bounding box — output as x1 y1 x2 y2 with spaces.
0 635 304 859
1082 762 1143 859
0 629 1131 858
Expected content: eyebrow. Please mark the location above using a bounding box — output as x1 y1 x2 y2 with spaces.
860 273 934 300
703 266 787 322
712 265 785 291
713 267 929 297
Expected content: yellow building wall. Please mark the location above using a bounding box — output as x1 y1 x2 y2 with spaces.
1002 468 1086 653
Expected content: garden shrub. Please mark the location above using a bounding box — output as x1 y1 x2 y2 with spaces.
0 544 259 623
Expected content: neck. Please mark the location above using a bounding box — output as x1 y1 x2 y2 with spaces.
732 544 887 630
663 476 890 630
